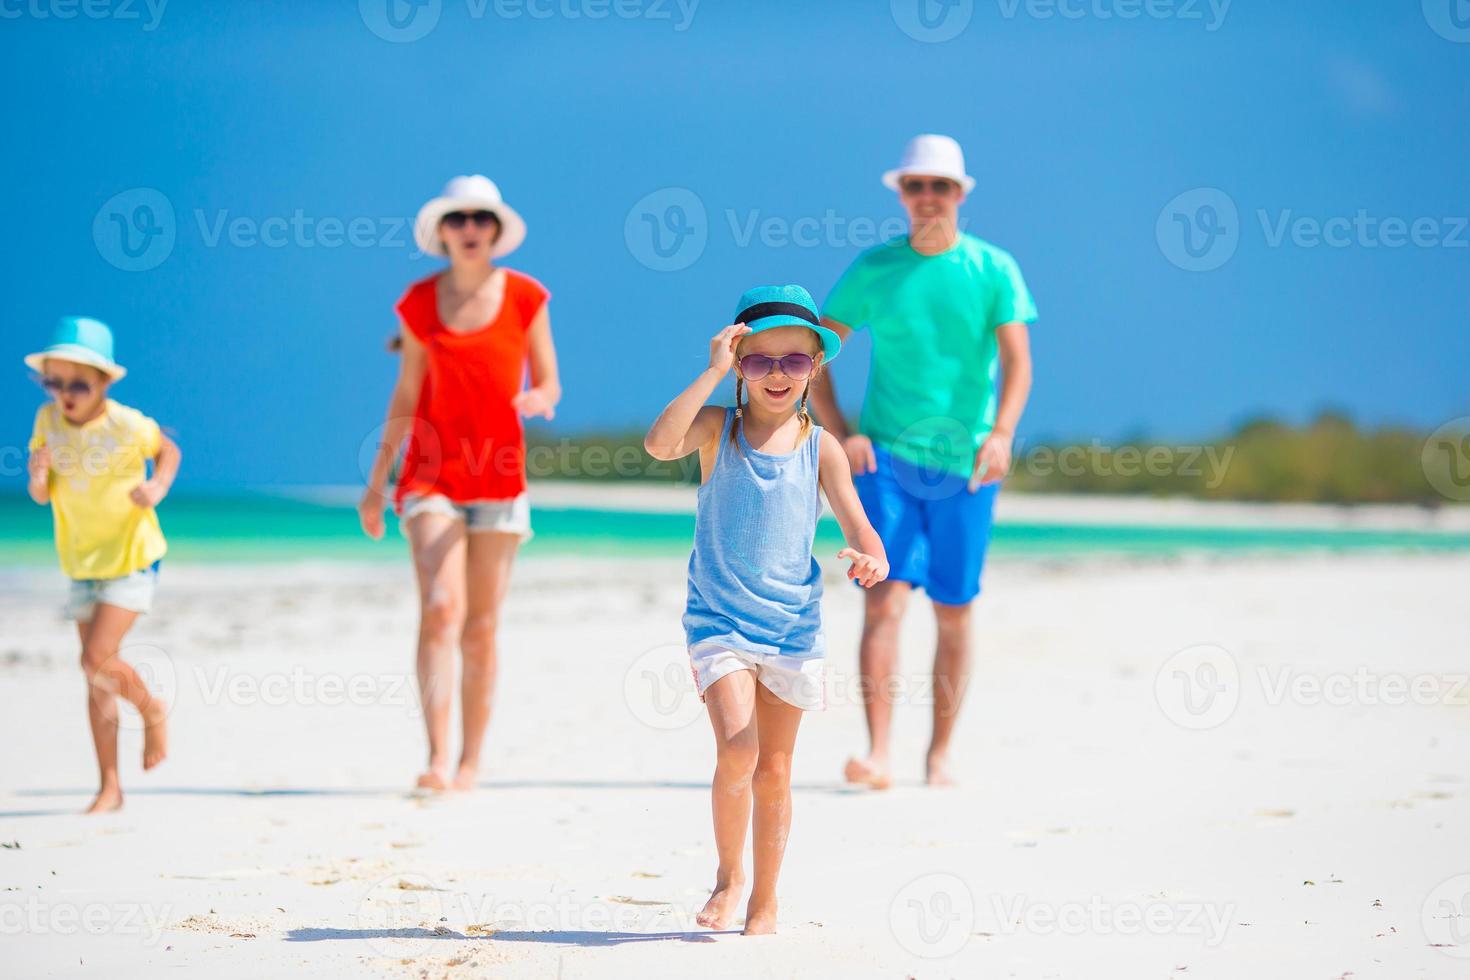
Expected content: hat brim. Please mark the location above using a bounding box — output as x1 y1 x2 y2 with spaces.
414 195 526 259
742 315 842 363
882 168 976 194
24 346 126 381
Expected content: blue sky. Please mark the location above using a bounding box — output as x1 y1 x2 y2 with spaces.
2 0 1466 486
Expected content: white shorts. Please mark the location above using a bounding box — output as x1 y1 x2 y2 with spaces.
66 562 160 621
688 642 825 712
400 493 533 541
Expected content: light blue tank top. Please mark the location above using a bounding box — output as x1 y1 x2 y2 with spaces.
683 407 825 660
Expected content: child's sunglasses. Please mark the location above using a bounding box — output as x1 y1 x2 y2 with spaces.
738 352 815 382
440 210 499 229
900 178 958 196
39 375 95 398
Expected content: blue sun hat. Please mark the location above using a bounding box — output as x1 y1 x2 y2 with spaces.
732 284 841 363
24 316 127 381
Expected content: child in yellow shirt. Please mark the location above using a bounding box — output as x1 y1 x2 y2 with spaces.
25 317 181 814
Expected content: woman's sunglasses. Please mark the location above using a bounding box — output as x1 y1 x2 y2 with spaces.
900 178 958 197
39 376 95 398
440 210 500 229
739 352 815 382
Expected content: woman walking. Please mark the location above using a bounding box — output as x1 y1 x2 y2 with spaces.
359 174 561 792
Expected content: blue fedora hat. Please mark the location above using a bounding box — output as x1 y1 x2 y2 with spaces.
732 284 841 363
24 316 127 381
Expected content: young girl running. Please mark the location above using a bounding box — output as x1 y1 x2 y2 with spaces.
25 316 180 814
359 175 561 793
644 284 888 935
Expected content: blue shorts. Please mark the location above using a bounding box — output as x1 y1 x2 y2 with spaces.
854 446 999 606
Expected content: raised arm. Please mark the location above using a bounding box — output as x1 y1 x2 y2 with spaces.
359 321 428 538
817 429 888 587
644 323 750 461
512 306 562 421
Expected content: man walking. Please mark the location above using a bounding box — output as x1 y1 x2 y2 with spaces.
810 134 1037 788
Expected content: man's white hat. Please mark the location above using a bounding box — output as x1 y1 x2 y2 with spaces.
882 134 976 193
414 174 526 258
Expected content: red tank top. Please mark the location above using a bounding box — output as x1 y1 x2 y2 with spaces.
393 270 550 508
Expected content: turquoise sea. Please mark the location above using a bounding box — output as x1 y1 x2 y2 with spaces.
4 492 1470 566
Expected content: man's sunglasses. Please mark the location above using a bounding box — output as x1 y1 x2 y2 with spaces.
441 210 500 229
900 178 959 197
739 352 815 382
39 376 96 398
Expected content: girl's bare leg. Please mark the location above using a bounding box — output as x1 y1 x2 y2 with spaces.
696 669 758 929
406 512 467 792
454 530 518 790
745 681 803 935
78 603 167 814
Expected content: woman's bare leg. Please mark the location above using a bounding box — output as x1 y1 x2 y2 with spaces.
405 512 467 791
745 681 802 935
696 669 758 929
78 603 167 814
453 530 519 790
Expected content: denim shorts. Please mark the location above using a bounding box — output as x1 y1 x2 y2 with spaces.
66 560 161 621
399 493 533 541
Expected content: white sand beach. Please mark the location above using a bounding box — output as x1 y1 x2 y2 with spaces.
3 543 1469 978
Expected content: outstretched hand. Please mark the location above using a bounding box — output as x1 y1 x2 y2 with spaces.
838 547 888 588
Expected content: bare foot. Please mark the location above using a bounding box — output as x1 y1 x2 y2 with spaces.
142 702 169 771
925 752 956 787
414 769 450 793
696 876 745 929
843 755 892 790
742 897 777 935
84 784 124 815
451 762 479 792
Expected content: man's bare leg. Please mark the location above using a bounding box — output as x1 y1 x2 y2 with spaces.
844 579 910 789
927 599 974 786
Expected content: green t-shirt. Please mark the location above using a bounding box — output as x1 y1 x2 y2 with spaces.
823 233 1037 477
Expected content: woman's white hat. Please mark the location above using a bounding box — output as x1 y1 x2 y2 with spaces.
882 134 976 193
414 174 526 258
